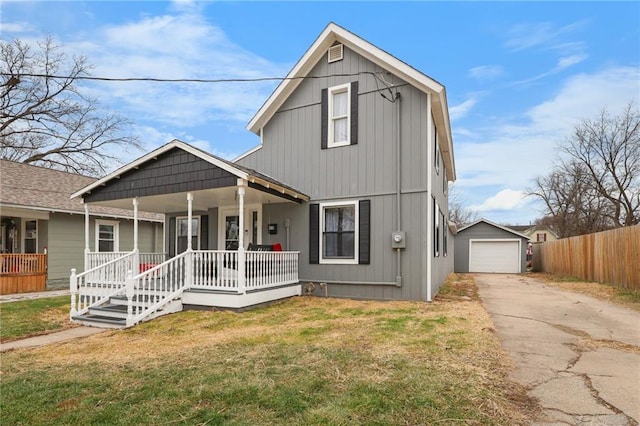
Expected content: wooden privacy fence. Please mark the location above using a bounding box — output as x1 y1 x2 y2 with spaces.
0 253 48 295
535 225 640 290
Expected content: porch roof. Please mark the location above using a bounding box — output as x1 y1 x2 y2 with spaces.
71 140 309 213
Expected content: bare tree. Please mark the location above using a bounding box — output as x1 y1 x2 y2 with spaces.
528 102 639 237
1 37 141 176
562 103 640 227
448 183 479 228
528 160 614 237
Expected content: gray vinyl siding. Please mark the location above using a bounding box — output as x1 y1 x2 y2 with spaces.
454 222 528 273
46 213 162 282
47 214 85 281
239 45 453 301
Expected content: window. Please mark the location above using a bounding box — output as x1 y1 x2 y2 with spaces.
310 200 370 265
321 82 358 149
433 198 440 257
23 220 37 253
321 201 357 263
537 233 546 242
177 216 200 253
96 220 119 252
329 83 350 147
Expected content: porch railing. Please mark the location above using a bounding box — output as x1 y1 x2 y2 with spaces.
70 251 136 316
245 251 299 290
125 250 190 326
86 252 167 272
1 253 47 275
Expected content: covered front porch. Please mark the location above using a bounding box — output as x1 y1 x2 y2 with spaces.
69 140 309 328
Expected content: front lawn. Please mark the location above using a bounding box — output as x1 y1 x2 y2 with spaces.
1 276 538 424
0 296 75 342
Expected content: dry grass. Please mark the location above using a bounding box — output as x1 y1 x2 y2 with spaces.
1 275 540 425
530 272 640 313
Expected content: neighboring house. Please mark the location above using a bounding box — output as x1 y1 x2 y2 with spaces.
0 159 164 286
68 22 456 328
508 225 560 243
454 218 530 274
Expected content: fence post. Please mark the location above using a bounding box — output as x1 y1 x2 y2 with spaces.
70 268 78 318
126 270 134 327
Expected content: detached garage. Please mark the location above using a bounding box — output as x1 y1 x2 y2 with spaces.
454 219 529 273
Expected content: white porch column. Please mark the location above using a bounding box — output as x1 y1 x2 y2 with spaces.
132 197 140 274
185 192 194 288
133 198 139 251
84 203 90 271
187 192 193 251
237 180 246 294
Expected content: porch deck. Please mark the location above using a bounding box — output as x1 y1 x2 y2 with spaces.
70 249 301 328
1 253 47 295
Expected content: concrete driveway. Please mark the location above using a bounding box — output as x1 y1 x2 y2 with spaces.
475 274 640 426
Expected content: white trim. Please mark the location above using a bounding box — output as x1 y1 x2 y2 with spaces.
319 200 359 265
426 92 433 301
218 204 262 250
21 219 38 253
327 43 344 63
95 219 120 252
468 238 522 273
327 83 351 148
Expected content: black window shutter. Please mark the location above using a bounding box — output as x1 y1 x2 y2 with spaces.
320 88 328 149
168 217 176 258
350 81 359 145
309 204 320 264
200 215 208 250
359 199 370 264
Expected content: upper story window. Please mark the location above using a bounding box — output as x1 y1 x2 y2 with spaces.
537 233 547 242
96 220 119 252
328 83 351 148
321 82 358 149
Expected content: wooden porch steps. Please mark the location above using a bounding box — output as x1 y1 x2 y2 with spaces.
72 292 183 329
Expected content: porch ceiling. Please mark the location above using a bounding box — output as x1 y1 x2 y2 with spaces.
84 185 296 214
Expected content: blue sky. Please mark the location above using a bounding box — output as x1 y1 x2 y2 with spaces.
2 1 639 225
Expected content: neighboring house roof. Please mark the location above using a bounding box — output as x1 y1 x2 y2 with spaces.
246 22 456 181
0 159 163 222
71 140 310 203
506 224 560 239
457 218 530 240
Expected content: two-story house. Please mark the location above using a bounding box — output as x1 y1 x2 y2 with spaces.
69 23 456 328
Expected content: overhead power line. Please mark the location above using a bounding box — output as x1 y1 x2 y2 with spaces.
0 71 384 84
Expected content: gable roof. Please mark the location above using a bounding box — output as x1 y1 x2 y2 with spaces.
0 159 163 222
457 218 530 239
71 140 309 203
246 22 456 181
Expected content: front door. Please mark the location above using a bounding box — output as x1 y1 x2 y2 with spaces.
219 205 261 250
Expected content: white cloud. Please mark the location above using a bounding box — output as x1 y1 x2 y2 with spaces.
504 20 588 53
468 65 505 81
0 22 34 33
470 189 528 211
63 10 289 128
449 97 479 121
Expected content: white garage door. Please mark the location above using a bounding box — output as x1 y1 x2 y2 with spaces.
469 240 520 273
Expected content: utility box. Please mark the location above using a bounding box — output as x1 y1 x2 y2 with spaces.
391 231 406 249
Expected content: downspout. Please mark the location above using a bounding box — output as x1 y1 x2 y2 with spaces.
395 91 402 287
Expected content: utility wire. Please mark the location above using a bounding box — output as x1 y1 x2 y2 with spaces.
0 71 384 84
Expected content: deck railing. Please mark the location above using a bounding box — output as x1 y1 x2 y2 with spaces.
70 251 136 316
245 251 299 290
1 253 48 295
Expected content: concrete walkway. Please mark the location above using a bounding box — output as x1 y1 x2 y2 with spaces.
476 274 640 426
1 289 105 352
